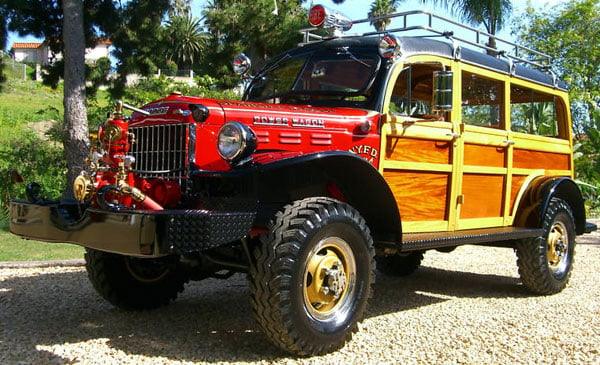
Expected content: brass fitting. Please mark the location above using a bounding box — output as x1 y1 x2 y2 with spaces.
117 180 146 203
111 100 124 120
73 173 95 202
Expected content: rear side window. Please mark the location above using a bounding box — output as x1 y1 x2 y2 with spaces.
510 85 559 137
461 71 504 128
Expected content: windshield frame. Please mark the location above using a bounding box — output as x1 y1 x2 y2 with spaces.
244 47 382 106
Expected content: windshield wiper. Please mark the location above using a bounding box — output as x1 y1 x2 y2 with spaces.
337 47 371 68
256 53 292 78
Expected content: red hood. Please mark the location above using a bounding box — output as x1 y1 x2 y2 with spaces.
215 99 377 124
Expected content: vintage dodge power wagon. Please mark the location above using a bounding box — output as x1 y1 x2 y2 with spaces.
10 5 597 356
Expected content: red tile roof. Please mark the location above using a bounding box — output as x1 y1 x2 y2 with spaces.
11 42 43 49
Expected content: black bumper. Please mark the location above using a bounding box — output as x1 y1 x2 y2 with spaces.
9 200 256 257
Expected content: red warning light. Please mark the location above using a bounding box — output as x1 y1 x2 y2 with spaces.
309 5 326 27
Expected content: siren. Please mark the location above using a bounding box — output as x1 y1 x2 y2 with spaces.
308 5 352 34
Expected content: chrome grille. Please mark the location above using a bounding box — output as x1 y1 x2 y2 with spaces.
129 123 193 181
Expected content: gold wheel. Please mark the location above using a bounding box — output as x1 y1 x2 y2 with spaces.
547 221 569 274
303 237 356 321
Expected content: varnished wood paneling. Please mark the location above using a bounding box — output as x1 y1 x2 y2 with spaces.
386 137 451 164
510 175 528 213
513 149 570 170
464 143 506 168
460 174 504 219
383 170 449 221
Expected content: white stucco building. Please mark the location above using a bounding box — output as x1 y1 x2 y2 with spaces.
10 39 111 65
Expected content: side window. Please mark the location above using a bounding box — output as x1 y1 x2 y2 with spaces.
510 85 560 137
389 64 448 120
461 71 504 128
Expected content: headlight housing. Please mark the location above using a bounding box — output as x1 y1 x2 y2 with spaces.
217 121 257 163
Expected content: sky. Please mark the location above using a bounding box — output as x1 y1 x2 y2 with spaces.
7 0 568 51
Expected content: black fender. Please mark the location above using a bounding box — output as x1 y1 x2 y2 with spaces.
191 151 402 244
515 176 586 235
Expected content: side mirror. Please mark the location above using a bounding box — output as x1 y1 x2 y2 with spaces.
432 70 453 112
233 53 252 76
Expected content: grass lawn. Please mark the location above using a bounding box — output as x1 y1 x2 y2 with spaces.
0 220 84 263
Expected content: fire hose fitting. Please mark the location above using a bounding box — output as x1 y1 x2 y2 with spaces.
117 180 164 211
95 182 164 211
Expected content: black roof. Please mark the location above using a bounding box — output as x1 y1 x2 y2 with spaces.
291 36 567 91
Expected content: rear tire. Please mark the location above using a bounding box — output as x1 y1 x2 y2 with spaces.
249 197 375 355
85 248 188 310
516 198 576 294
376 251 424 276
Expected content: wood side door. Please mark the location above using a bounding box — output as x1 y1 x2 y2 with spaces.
380 59 461 233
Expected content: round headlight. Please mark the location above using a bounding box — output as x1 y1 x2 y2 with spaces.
217 122 257 163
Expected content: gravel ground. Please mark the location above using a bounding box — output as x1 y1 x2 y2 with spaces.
1 221 599 365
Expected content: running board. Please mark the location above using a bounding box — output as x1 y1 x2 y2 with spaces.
401 227 543 252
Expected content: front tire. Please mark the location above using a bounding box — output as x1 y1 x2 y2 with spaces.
85 249 188 310
249 197 375 355
516 198 576 294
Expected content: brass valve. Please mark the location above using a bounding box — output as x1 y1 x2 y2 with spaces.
73 174 94 202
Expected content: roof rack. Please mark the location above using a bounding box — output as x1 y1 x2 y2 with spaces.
300 9 552 71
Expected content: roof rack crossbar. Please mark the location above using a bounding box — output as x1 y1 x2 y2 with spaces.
299 10 552 71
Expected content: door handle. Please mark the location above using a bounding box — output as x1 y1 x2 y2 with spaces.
446 133 461 139
503 140 515 146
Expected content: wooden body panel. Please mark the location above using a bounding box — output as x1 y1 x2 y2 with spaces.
383 170 450 222
513 149 570 171
463 144 506 168
510 175 529 213
385 138 451 164
460 174 505 218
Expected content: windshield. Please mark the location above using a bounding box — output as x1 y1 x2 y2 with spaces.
246 49 380 106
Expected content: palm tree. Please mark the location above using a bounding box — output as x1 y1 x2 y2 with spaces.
410 0 512 49
369 0 400 31
164 15 209 70
168 0 192 18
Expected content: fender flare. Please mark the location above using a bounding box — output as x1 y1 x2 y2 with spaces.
192 151 402 244
515 176 586 235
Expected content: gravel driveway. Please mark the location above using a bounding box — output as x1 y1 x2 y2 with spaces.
1 223 599 364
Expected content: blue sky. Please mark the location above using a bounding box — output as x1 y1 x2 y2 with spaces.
7 0 566 50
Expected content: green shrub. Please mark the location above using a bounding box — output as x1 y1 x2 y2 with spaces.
121 74 241 107
0 132 65 219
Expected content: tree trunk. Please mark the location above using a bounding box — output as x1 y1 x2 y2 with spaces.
62 0 89 200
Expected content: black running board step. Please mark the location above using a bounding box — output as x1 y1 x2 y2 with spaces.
401 227 543 252
585 221 597 234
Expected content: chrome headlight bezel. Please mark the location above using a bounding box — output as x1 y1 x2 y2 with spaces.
217 121 257 163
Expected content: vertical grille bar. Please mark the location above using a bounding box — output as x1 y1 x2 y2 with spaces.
129 123 192 183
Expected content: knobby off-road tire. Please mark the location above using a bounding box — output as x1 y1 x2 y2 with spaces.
249 197 375 356
85 248 188 310
516 198 576 295
376 251 424 276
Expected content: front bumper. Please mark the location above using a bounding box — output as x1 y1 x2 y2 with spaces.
9 200 256 257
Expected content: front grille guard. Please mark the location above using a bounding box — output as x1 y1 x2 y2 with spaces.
129 123 196 185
